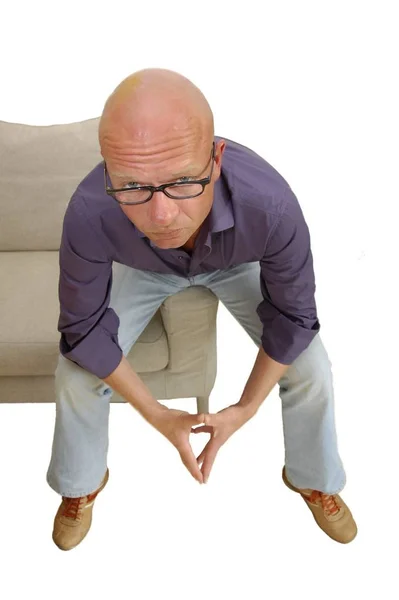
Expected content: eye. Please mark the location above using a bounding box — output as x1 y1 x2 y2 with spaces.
177 176 194 182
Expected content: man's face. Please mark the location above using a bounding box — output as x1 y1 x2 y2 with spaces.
104 139 225 249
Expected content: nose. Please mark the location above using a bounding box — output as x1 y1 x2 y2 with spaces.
149 190 179 226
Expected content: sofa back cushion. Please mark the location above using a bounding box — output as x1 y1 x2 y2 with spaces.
0 117 101 251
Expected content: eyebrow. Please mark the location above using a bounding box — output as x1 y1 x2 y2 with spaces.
113 165 200 185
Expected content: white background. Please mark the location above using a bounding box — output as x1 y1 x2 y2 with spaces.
0 0 398 598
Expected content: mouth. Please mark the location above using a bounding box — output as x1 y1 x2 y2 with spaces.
154 229 182 238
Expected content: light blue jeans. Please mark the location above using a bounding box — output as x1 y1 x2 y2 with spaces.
46 261 346 497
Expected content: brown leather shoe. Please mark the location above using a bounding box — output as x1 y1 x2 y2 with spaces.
282 466 357 544
52 468 109 551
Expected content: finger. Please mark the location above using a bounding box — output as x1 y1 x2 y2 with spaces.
184 413 205 428
179 442 204 483
191 425 213 434
201 439 220 483
203 413 219 426
196 437 214 468
193 413 217 425
196 446 207 467
195 439 213 473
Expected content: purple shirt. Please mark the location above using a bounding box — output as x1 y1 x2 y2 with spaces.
58 135 320 379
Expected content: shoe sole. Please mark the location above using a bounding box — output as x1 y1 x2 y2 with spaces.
282 466 357 544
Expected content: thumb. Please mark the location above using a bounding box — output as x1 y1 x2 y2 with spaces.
203 413 214 426
192 412 205 424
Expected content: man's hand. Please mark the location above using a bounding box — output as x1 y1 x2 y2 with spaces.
147 406 207 484
191 403 253 483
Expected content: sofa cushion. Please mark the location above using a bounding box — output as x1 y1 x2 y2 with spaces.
0 251 168 377
0 118 102 251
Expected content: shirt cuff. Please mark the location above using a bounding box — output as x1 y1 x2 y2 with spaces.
257 307 320 365
60 326 123 379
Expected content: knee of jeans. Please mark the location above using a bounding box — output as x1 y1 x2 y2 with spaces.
287 347 333 391
55 354 112 398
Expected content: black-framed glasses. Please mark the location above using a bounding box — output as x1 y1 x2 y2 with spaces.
104 141 215 205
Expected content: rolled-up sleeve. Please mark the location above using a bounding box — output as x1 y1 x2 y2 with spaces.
256 187 321 365
57 195 123 379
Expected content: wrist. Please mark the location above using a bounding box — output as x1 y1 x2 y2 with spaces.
141 399 169 422
235 400 257 422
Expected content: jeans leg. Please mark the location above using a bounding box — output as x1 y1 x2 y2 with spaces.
46 264 188 497
278 333 346 494
204 261 346 494
46 354 113 498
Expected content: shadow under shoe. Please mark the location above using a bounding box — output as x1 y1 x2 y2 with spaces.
52 468 109 551
282 466 357 544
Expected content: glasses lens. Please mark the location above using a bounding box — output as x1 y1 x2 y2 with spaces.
165 183 203 198
113 183 204 204
113 189 152 203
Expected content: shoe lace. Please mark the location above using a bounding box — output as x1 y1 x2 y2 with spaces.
61 496 86 521
309 490 340 517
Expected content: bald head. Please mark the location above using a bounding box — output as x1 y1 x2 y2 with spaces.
98 68 214 155
98 69 226 253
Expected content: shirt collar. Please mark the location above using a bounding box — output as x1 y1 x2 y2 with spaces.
135 160 234 248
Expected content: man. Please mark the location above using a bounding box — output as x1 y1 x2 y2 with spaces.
47 67 357 551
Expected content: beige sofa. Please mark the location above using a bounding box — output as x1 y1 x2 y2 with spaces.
0 117 219 413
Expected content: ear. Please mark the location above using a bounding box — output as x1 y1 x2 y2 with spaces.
214 139 226 179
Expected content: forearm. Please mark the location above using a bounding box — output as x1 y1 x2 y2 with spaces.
102 354 167 421
237 346 290 418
